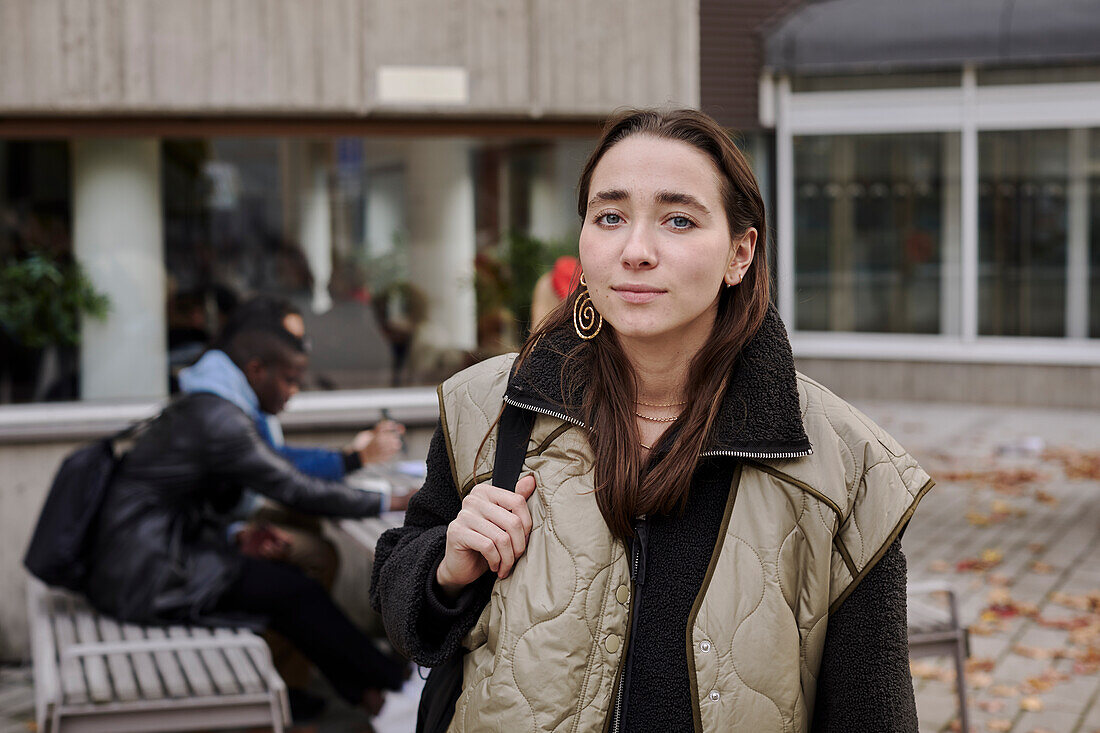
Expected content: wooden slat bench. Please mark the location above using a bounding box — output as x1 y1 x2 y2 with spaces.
27 575 290 733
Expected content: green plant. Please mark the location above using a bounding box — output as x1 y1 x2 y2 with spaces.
500 231 577 332
0 254 110 349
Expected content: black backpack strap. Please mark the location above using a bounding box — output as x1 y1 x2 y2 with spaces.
109 410 160 443
415 401 536 733
492 402 536 491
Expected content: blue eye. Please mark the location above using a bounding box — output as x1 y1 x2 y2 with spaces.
670 216 693 229
598 213 622 225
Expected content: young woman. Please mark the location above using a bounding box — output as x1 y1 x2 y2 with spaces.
372 109 931 732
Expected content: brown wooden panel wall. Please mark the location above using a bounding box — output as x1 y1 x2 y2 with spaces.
699 0 803 132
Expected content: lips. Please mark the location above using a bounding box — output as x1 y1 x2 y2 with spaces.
611 284 666 304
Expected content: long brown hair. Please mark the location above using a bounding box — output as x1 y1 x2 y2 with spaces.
519 109 771 541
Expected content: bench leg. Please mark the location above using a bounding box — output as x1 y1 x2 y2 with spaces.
953 633 970 732
269 696 285 733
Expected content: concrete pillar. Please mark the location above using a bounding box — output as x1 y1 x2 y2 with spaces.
299 141 334 314
72 138 167 401
527 141 588 243
527 167 559 243
366 168 406 259
404 139 477 350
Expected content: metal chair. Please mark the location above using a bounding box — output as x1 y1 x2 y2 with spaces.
908 580 970 732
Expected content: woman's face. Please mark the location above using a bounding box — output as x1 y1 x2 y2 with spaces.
578 135 754 346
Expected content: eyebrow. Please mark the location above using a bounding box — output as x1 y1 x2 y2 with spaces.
587 189 629 209
654 190 711 214
587 188 711 215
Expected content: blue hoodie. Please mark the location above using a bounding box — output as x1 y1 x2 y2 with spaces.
178 350 347 481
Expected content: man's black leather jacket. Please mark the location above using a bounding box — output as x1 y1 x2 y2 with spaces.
84 392 382 626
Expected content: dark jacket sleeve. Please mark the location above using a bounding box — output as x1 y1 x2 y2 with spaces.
811 538 918 733
198 396 384 518
370 422 494 665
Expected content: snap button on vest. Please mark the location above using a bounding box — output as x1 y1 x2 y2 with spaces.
709 690 720 702
604 634 621 654
615 585 629 605
700 640 711 653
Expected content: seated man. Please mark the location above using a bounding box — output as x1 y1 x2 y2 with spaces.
178 295 410 716
201 294 405 484
84 325 406 719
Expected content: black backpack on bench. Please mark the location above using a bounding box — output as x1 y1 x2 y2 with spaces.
23 421 146 591
416 402 535 733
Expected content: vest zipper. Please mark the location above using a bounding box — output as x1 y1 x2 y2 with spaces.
505 393 810 730
502 395 587 428
610 516 648 733
700 447 813 459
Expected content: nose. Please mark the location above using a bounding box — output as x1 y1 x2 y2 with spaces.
620 223 657 270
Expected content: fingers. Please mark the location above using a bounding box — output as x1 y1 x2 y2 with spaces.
443 476 538 586
458 480 537 577
514 474 537 500
470 482 533 534
464 513 515 576
448 517 504 574
477 501 530 572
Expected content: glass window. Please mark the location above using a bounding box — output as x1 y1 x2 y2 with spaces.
163 136 591 392
977 65 1100 86
793 133 957 334
978 130 1068 337
791 70 961 93
0 141 82 404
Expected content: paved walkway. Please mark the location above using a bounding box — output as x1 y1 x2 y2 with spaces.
869 400 1100 733
2 400 1098 733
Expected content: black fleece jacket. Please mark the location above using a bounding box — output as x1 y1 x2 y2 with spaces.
371 308 918 732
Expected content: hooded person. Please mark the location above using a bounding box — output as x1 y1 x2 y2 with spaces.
84 325 406 719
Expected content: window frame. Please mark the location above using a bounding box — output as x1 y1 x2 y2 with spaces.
767 67 1100 364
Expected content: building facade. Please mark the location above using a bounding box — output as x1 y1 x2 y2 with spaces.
0 0 700 660
757 0 1100 405
1 0 1099 658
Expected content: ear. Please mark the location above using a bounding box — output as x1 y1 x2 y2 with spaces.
242 358 266 386
724 228 757 287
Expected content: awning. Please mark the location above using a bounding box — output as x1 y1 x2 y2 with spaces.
764 0 1100 75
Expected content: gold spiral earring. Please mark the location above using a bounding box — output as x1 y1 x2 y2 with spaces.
573 274 603 340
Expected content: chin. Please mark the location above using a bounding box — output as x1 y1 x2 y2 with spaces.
606 319 675 341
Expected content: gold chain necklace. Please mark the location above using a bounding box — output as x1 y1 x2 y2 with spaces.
634 410 679 423
635 399 687 408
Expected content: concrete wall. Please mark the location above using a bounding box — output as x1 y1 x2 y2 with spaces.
0 0 699 116
0 440 78 662
0 424 435 662
795 358 1100 409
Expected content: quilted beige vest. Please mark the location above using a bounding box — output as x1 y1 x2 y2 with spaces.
437 354 932 733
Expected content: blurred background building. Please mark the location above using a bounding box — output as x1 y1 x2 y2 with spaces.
0 0 1098 658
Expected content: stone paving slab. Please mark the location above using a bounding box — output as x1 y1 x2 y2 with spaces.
2 400 1097 733
863 400 1100 733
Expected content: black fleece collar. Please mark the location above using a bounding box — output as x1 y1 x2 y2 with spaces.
505 306 812 458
